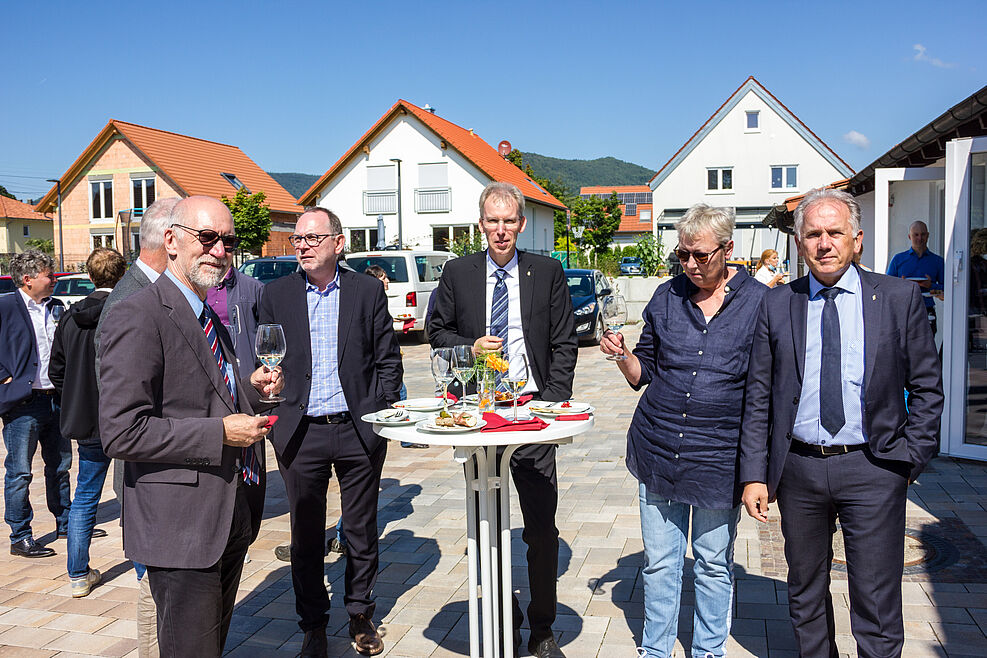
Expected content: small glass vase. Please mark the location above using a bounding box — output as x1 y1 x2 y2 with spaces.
477 367 496 414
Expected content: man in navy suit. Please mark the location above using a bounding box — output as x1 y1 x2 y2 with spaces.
0 250 71 558
740 188 944 658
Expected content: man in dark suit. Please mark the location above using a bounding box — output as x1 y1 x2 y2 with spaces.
99 196 282 656
0 250 71 559
740 188 943 658
258 207 402 657
428 181 577 658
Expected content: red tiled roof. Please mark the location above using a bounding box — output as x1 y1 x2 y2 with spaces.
298 101 566 210
0 195 51 221
782 178 851 211
650 76 854 184
36 120 302 215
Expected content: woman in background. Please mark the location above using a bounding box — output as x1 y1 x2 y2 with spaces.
754 249 786 288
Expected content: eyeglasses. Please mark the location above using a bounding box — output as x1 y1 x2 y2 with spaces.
288 233 340 247
481 217 521 228
171 224 241 249
674 244 724 265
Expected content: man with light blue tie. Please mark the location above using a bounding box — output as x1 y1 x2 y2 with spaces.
739 188 943 658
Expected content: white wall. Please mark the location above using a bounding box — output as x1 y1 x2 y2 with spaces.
313 113 555 253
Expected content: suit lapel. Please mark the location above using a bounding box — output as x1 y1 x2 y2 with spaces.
472 254 487 334
336 270 354 364
790 281 808 383
859 268 881 393
13 293 37 357
518 251 534 332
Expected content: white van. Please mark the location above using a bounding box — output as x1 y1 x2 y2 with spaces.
345 250 455 340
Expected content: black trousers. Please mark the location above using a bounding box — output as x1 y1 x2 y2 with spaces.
777 447 909 658
147 483 253 657
277 418 385 631
484 442 560 647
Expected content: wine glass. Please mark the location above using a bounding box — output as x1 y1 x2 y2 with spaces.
603 296 628 361
254 324 286 403
503 353 529 423
430 347 455 413
49 304 64 327
452 345 475 409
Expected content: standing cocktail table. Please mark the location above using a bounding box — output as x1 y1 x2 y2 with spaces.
374 413 594 658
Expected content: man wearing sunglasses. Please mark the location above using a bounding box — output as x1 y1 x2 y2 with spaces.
258 207 402 657
99 196 283 656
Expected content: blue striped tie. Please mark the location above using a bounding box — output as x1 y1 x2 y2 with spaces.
199 310 259 485
490 269 508 389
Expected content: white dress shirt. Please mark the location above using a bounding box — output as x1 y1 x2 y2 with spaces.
484 251 537 394
135 257 161 283
18 289 55 390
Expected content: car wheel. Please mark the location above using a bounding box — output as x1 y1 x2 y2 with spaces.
591 314 604 345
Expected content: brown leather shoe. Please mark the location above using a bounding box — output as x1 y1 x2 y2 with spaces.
299 626 327 658
348 613 383 656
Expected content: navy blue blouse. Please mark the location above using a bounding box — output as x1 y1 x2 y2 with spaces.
626 267 766 509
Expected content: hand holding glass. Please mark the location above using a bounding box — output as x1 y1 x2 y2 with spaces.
503 353 529 422
431 347 455 413
603 296 628 361
255 324 286 403
49 305 64 327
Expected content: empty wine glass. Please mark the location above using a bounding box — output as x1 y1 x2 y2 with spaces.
49 304 64 327
254 323 286 403
603 296 628 361
452 345 475 409
503 353 529 422
430 347 455 413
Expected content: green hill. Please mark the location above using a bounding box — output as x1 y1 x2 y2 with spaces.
267 172 320 200
519 153 655 196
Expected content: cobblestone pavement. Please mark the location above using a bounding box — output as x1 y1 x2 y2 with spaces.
0 326 985 656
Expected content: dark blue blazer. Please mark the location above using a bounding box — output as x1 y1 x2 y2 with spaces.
739 266 944 497
0 291 64 416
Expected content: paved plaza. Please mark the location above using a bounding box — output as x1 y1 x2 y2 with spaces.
0 325 985 657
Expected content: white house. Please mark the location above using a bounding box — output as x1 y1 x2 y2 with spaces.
297 101 566 254
649 77 854 264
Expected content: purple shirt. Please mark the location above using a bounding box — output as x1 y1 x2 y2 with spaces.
206 268 234 326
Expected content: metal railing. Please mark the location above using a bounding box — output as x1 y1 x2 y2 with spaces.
415 187 451 213
363 190 397 215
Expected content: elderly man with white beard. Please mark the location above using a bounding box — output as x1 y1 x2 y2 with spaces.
99 196 283 656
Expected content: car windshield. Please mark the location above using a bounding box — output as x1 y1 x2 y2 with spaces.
566 275 594 297
622 257 640 264
240 260 298 284
53 278 95 296
346 256 410 283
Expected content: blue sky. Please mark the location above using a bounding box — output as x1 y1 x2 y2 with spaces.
2 0 984 200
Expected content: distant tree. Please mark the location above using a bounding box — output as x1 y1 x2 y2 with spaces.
505 149 524 169
449 230 485 257
635 233 665 276
221 188 271 254
0 185 15 200
26 238 54 255
572 192 622 257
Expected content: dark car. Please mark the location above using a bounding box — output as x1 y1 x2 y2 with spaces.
619 256 644 276
238 256 300 284
0 276 14 296
565 268 614 345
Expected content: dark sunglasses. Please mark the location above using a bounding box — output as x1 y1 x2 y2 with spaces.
172 224 241 249
674 244 724 265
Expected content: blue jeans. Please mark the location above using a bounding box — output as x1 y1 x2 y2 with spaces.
638 482 740 658
1 393 72 543
67 444 110 578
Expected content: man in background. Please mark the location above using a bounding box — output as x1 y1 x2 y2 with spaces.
886 220 945 334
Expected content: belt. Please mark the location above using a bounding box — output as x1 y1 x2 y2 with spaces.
791 438 866 457
31 389 56 396
306 411 351 424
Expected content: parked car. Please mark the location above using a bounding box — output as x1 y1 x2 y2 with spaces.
0 276 14 296
52 273 95 306
565 268 614 345
619 256 644 276
346 250 454 341
238 255 300 284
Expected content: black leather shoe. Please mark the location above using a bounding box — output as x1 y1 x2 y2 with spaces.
10 538 56 558
57 528 107 539
298 626 328 658
529 637 566 658
349 613 384 656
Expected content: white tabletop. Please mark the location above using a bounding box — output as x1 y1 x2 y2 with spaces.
373 414 595 447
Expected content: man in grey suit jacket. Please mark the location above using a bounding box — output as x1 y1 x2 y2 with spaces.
99 196 282 656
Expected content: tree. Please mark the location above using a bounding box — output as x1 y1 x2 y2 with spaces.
221 188 271 254
448 230 485 257
25 238 54 255
635 233 665 276
0 185 14 200
571 192 622 258
506 149 577 244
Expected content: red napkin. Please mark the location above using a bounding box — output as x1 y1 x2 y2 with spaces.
556 413 590 421
480 412 548 432
515 394 534 405
402 318 415 333
437 393 459 403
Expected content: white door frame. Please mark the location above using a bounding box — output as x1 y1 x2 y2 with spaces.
944 136 987 460
873 167 945 273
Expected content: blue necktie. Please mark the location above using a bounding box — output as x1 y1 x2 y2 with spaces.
819 288 845 436
199 310 259 485
489 269 508 389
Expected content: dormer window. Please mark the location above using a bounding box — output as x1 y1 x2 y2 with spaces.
221 173 249 192
746 111 760 131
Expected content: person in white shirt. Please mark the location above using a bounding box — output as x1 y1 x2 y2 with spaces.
754 249 787 288
0 250 72 558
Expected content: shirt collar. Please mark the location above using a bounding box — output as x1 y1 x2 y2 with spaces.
306 268 340 295
135 257 161 283
486 250 519 277
808 264 860 299
216 267 235 290
17 288 49 309
164 269 205 318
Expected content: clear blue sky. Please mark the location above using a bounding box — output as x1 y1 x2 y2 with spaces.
2 0 985 201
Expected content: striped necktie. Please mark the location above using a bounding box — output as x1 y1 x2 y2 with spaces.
199 309 259 485
489 269 508 389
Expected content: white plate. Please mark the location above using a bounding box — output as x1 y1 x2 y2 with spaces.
362 411 426 426
416 418 487 433
528 402 594 416
393 398 445 412
458 393 517 406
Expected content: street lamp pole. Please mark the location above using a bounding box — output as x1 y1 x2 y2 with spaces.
566 209 571 268
46 179 64 270
390 158 403 248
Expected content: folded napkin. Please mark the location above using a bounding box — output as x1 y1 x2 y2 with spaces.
515 394 534 405
480 412 549 432
436 393 459 403
556 413 590 421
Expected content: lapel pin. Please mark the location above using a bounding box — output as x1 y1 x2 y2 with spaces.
527 271 531 276
872 295 877 301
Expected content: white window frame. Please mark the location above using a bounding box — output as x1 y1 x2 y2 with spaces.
706 167 734 194
770 165 799 192
89 177 113 221
90 231 115 250
639 209 652 223
130 175 156 211
745 110 761 132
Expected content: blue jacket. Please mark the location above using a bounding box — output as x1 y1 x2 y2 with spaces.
0 291 64 416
